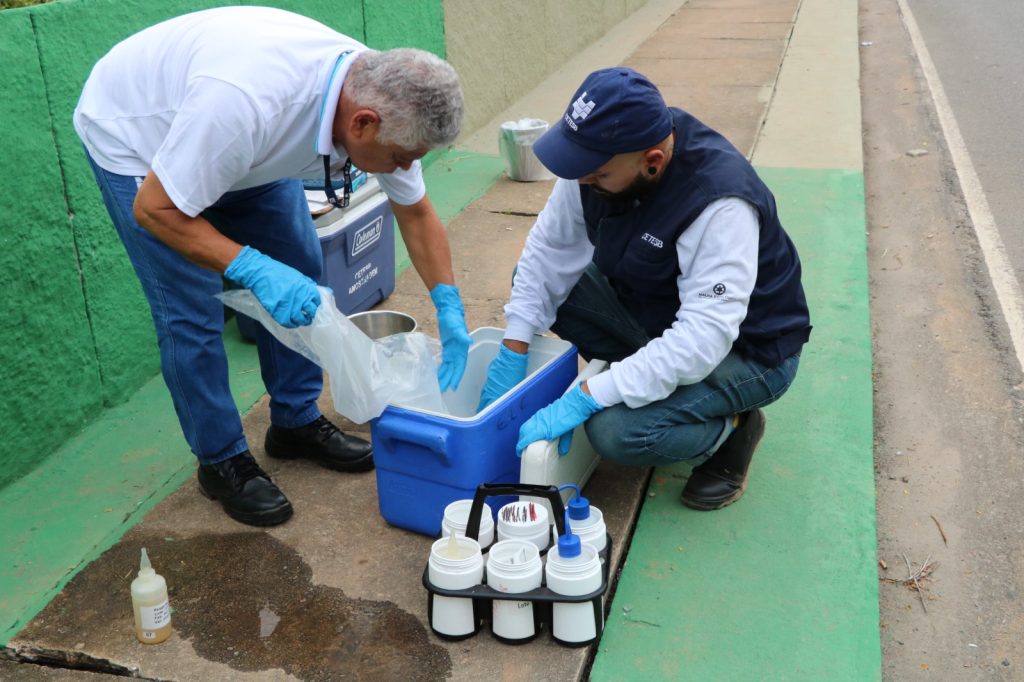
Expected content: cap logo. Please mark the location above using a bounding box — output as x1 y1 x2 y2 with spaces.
564 92 596 131
571 92 596 121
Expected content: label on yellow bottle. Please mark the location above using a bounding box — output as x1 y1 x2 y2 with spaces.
140 600 171 631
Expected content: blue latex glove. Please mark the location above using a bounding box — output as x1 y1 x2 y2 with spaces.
516 385 603 457
430 283 473 392
477 344 529 411
224 246 321 328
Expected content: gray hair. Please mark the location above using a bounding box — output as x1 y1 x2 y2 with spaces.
346 48 464 150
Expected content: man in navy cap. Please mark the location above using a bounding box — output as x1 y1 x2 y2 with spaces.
478 67 811 510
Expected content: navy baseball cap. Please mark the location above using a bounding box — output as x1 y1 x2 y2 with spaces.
533 67 673 179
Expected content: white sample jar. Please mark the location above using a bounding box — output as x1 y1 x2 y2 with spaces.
496 500 550 551
545 537 603 646
427 535 484 639
441 500 495 549
553 496 607 556
486 540 543 643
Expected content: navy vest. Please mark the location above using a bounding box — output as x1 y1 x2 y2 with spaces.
581 108 811 367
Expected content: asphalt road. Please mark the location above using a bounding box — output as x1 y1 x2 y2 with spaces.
863 0 1024 679
906 0 1024 285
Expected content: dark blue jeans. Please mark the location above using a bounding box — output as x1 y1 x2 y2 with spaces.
86 154 324 465
550 263 801 467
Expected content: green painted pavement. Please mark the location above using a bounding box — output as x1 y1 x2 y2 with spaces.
0 150 505 647
396 149 507 271
590 167 880 681
0 326 262 645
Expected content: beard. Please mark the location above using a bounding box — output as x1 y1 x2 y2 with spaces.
591 171 659 205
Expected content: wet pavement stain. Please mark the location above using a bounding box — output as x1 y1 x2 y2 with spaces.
19 532 452 681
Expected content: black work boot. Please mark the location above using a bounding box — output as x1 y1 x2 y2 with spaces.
197 451 293 526
265 415 374 472
681 409 766 511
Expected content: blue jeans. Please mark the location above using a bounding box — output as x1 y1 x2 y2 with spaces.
550 263 801 467
85 153 324 465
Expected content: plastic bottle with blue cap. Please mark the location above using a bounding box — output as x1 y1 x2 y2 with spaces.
552 484 607 557
545 486 604 645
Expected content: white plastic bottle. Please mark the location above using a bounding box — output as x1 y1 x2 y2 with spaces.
441 500 495 549
486 540 543 643
427 533 484 639
545 532 603 645
564 494 607 556
131 548 172 644
496 500 550 551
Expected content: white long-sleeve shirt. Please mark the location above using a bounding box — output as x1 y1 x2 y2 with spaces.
504 178 760 409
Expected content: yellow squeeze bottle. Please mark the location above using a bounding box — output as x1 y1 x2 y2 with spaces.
131 548 172 644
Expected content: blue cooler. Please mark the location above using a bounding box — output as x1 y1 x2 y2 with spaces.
315 188 396 316
234 181 395 340
371 329 578 536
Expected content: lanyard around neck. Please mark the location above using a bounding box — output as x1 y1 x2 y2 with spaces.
323 156 353 209
320 50 355 209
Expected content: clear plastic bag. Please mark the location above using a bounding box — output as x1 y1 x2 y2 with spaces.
218 287 446 423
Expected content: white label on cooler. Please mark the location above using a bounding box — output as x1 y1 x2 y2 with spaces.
349 263 379 294
140 600 171 630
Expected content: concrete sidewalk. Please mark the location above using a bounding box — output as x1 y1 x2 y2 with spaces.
2 0 877 679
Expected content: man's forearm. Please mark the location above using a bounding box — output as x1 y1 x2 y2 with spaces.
390 195 455 290
133 171 242 272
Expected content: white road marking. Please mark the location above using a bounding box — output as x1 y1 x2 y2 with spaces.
899 0 1024 375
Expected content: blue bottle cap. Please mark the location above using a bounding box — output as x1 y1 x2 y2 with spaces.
558 532 581 558
567 495 591 521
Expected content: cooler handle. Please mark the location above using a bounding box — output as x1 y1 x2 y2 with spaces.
375 419 449 457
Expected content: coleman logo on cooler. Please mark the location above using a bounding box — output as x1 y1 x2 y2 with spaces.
351 216 383 258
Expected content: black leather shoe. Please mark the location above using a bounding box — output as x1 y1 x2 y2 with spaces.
197 451 293 526
681 409 766 511
265 415 374 472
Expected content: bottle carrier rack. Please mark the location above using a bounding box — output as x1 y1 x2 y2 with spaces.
422 482 611 647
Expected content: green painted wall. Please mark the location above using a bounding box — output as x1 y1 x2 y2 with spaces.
0 0 445 490
0 10 102 488
365 0 444 55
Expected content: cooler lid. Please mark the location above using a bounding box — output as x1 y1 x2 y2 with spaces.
305 175 382 225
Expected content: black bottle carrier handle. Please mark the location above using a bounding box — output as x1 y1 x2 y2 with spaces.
422 483 611 645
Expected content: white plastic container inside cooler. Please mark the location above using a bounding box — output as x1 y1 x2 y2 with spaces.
390 329 572 418
519 359 606 518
